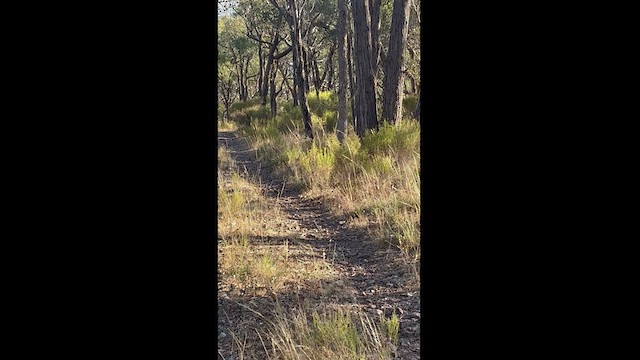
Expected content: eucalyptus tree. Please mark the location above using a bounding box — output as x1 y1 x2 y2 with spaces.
235 0 292 105
304 0 337 98
351 0 378 137
381 0 411 124
336 0 348 142
267 0 314 138
218 15 256 101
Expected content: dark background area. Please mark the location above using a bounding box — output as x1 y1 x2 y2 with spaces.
6 0 619 358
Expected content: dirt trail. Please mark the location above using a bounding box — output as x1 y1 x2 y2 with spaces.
217 131 421 359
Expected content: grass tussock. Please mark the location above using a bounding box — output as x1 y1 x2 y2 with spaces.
268 304 399 360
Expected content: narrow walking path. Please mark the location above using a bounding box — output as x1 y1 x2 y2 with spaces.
217 130 420 359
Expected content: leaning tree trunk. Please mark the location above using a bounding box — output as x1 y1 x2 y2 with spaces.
352 0 378 137
336 0 348 142
382 0 411 124
262 34 281 105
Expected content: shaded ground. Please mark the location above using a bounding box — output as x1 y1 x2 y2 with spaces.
217 131 421 359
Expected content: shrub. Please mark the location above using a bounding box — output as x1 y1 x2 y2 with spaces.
402 94 418 116
307 91 337 118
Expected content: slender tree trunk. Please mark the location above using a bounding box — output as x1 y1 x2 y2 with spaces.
326 56 334 91
412 91 420 121
257 43 264 99
237 63 245 101
382 0 411 124
370 0 381 72
336 0 348 142
346 10 357 131
245 57 252 100
278 61 294 104
270 62 278 117
262 34 282 105
352 0 378 137
312 57 321 98
320 43 336 91
292 70 299 106
302 46 311 94
289 0 313 138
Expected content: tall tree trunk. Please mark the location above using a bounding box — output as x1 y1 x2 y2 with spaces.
292 70 299 106
320 43 336 91
312 57 321 98
257 43 264 99
326 55 334 91
346 9 357 131
370 0 381 72
302 46 311 94
412 91 420 121
336 0 348 142
237 63 245 101
278 61 294 104
288 0 313 138
382 0 411 124
352 0 378 137
262 34 281 105
269 61 278 117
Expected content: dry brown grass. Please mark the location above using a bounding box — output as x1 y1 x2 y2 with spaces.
218 147 338 298
267 303 399 360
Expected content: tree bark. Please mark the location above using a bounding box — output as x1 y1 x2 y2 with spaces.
312 56 321 98
369 0 381 72
269 61 278 117
382 0 411 124
302 45 311 94
320 43 336 91
262 34 281 105
257 42 264 99
346 8 357 131
352 0 378 137
288 0 313 138
336 0 348 142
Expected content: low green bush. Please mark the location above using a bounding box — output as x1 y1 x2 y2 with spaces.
402 94 418 116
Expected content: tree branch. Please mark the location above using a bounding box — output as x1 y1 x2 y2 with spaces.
273 46 293 59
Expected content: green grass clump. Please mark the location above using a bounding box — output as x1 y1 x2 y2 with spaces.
286 140 337 190
245 105 271 122
360 120 420 160
307 91 337 118
269 305 396 360
380 310 400 346
322 110 337 132
229 97 263 113
311 309 363 353
402 94 418 115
